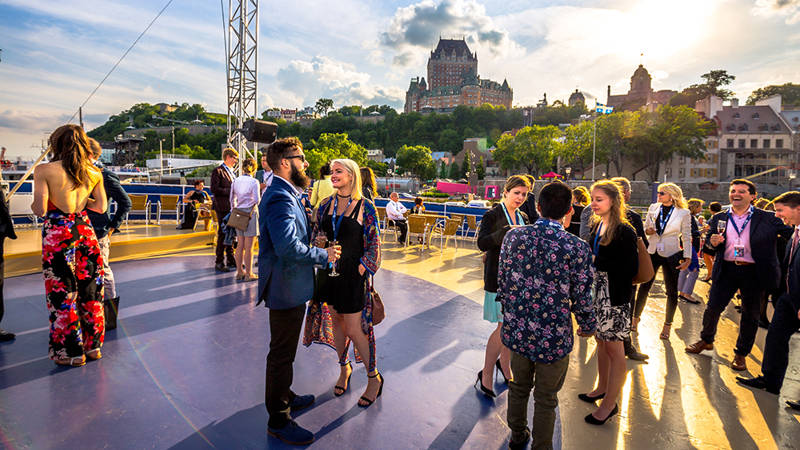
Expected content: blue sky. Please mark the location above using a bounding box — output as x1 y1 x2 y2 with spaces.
1 0 799 157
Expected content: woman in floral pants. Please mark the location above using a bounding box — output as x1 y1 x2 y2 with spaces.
32 124 107 367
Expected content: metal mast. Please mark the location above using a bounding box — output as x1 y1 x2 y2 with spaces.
226 0 259 174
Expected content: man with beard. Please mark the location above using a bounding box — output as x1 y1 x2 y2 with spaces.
686 180 792 371
257 137 340 445
736 191 800 410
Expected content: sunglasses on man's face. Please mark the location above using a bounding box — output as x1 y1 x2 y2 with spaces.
284 154 306 162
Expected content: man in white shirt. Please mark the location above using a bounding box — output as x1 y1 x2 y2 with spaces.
386 192 408 243
256 153 274 194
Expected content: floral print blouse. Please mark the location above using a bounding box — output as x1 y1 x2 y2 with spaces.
498 219 597 363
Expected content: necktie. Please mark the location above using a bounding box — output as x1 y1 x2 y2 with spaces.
791 228 800 263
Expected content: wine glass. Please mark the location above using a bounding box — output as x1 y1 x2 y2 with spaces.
717 220 727 234
329 240 341 277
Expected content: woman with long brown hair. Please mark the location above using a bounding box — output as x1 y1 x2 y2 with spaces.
360 166 378 201
580 180 638 425
32 124 107 367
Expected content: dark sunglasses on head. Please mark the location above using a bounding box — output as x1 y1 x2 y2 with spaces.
284 154 306 162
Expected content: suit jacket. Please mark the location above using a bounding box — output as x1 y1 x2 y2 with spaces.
645 203 692 258
706 209 793 291
477 204 529 293
784 229 800 312
518 194 539 223
87 165 131 239
258 176 328 310
211 163 234 214
0 194 17 241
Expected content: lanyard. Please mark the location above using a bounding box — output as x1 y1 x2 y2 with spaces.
592 222 604 256
332 196 353 241
657 205 673 236
500 203 524 226
223 164 236 180
727 206 754 238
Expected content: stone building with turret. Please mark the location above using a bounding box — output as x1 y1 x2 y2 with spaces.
606 64 676 112
404 38 513 113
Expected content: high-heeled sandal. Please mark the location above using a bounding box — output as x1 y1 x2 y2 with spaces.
358 372 384 407
54 355 86 367
334 362 352 397
85 349 102 361
584 404 619 425
660 324 671 340
495 359 511 384
474 370 496 398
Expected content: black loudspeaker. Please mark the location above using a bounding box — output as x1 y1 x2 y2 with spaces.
241 119 278 143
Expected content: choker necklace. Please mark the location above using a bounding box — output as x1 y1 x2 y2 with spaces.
337 193 352 198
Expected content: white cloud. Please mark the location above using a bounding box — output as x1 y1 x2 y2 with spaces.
752 0 800 24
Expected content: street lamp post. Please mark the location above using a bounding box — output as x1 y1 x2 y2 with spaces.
565 166 572 180
592 112 597 181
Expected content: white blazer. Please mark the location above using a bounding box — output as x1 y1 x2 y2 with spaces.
644 202 692 258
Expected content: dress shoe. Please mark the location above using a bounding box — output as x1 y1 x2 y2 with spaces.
736 375 779 394
290 394 315 412
267 420 314 446
786 400 800 410
685 340 713 354
0 328 16 342
585 404 619 425
731 354 747 371
215 263 230 273
623 339 649 361
578 392 605 403
508 427 530 450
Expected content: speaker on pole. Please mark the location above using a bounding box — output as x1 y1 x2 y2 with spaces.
241 119 278 144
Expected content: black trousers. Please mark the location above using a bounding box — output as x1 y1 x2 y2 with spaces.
700 262 764 356
762 295 800 392
265 303 306 428
0 238 5 324
389 219 408 242
214 211 234 266
634 252 681 324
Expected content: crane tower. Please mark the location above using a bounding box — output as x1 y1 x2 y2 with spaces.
226 0 259 172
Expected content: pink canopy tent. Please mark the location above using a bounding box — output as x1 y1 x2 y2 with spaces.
540 171 563 179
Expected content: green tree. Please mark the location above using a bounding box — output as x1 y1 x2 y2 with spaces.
492 125 562 174
396 144 435 179
595 112 636 176
461 151 471 178
476 156 486 180
747 83 800 107
315 98 334 116
448 161 460 179
670 69 736 106
559 120 595 175
305 133 367 179
438 160 447 178
629 105 714 181
366 159 388 177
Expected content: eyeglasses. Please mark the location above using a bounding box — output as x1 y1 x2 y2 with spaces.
657 191 667 195
284 154 306 162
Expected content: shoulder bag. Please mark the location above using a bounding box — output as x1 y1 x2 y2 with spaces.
228 206 253 231
632 237 655 285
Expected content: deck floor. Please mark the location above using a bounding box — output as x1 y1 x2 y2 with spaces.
0 239 799 449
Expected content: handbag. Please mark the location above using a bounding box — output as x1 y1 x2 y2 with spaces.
633 237 655 285
228 207 252 231
371 287 385 325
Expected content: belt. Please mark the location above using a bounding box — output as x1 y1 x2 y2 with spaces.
734 261 755 266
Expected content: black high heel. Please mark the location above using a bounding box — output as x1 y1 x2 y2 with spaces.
475 370 496 398
334 362 352 397
358 372 384 408
578 392 605 403
584 404 619 425
495 360 510 384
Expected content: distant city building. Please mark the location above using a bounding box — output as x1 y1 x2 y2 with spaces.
404 38 513 113
367 149 384 162
568 89 586 107
281 109 298 122
155 103 178 113
606 64 677 112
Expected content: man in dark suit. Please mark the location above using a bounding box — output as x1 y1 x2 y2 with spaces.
87 139 132 330
211 147 238 272
258 137 340 445
686 180 793 371
0 187 17 341
612 177 649 361
736 191 800 410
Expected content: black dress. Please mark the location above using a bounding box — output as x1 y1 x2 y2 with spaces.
316 199 367 314
567 204 585 236
179 190 208 229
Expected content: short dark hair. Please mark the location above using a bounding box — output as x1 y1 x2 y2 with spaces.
267 137 302 172
709 201 722 213
319 162 331 177
773 191 800 208
538 181 572 220
193 179 204 187
730 179 756 195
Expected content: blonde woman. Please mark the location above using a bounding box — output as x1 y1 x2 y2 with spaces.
230 157 260 281
310 159 383 408
635 183 692 340
580 180 638 425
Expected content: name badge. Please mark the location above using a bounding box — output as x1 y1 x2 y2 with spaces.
734 245 745 258
656 243 665 252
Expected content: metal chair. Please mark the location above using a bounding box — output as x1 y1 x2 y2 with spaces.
154 194 181 224
405 215 429 249
431 218 462 251
125 194 151 224
465 215 480 244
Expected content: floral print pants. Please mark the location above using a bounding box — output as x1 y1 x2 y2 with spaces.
42 210 105 360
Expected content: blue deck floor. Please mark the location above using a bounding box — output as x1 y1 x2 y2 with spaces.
0 255 524 449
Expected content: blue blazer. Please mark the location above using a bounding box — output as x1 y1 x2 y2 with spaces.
257 176 328 310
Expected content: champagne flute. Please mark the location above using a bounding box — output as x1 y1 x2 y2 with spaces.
717 220 727 234
329 239 341 277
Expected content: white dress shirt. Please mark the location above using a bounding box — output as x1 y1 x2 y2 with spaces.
230 174 261 209
386 200 408 221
